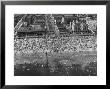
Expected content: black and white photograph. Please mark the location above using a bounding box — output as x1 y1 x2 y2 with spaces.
14 14 97 76
3 3 107 85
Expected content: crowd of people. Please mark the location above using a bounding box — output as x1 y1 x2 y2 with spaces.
14 35 97 56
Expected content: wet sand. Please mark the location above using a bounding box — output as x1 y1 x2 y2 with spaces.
14 51 97 76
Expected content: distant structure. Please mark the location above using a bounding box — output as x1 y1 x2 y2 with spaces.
14 14 97 38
